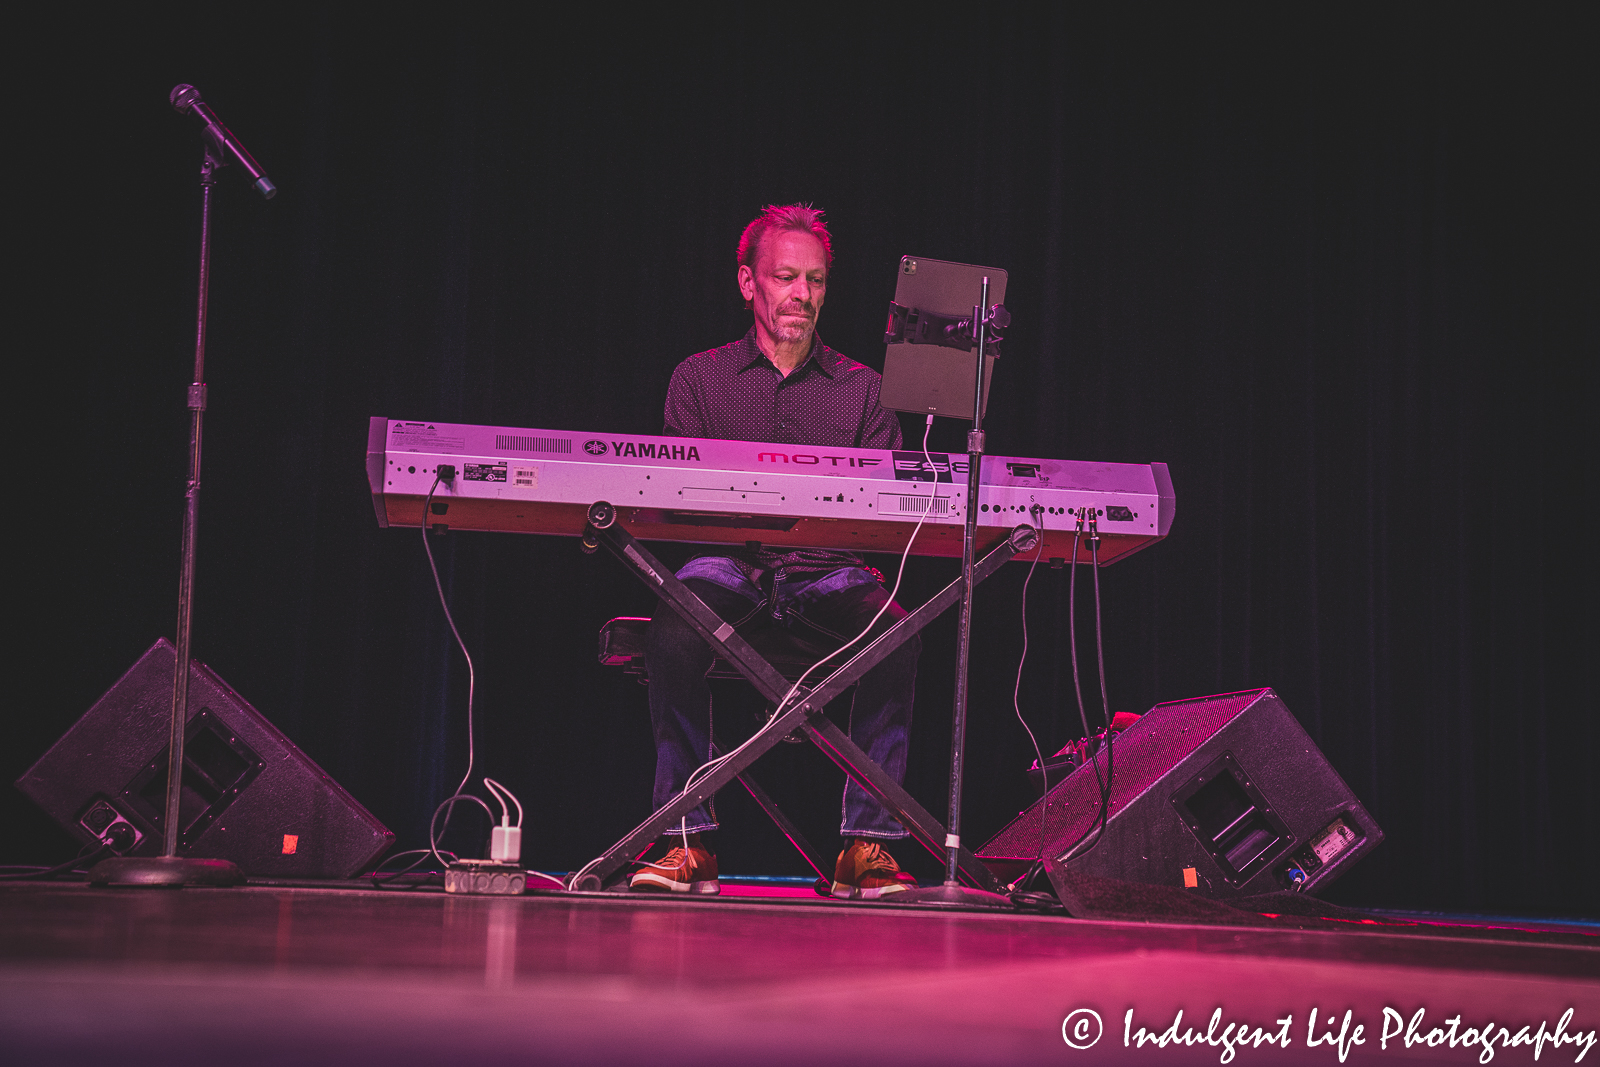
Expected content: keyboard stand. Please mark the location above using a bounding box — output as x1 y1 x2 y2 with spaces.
570 500 1037 893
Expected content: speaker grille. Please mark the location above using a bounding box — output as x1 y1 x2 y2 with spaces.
979 690 1266 862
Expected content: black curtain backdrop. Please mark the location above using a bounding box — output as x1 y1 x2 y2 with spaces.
11 9 1593 915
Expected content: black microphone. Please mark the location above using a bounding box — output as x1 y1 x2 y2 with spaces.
169 85 277 199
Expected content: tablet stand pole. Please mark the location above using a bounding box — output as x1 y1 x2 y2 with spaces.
901 276 1014 908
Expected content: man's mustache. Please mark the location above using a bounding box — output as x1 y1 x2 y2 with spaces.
778 302 816 317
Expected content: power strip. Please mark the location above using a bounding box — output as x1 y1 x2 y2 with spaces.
445 859 526 895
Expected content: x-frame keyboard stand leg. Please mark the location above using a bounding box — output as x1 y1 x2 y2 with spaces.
571 500 1037 893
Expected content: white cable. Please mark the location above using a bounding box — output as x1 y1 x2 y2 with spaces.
421 484 543 882
678 416 942 800
483 777 523 827
483 779 509 825
1007 509 1049 891
1011 510 1048 770
571 418 944 890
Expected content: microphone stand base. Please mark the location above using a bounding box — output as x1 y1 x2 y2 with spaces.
896 882 1014 909
86 856 244 888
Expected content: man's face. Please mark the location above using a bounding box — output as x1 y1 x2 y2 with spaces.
739 229 828 347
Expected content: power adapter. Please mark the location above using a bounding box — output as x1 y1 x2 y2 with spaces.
490 824 522 863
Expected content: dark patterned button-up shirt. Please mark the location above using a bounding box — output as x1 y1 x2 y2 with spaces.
664 327 903 578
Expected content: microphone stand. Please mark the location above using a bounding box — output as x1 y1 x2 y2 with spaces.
901 276 1016 908
89 127 255 887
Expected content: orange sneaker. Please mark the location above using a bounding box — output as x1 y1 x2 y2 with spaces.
630 845 719 894
831 839 918 900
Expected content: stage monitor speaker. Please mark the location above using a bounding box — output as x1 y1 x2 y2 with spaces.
976 689 1382 900
16 638 394 878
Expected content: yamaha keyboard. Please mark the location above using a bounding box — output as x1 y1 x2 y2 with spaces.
367 417 1175 564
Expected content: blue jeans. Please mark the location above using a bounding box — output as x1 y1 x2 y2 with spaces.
646 558 920 839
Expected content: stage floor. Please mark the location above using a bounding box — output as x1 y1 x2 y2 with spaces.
1 881 1596 1065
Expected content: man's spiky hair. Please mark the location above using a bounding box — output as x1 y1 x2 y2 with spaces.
737 203 834 272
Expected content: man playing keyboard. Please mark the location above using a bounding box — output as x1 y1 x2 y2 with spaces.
632 203 922 900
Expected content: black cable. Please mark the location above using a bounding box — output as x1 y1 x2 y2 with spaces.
1067 514 1094 740
1009 889 1069 914
1091 517 1111 731
1070 518 1116 863
1069 511 1109 809
1037 509 1118 875
1010 511 1104 895
369 791 495 890
0 841 111 880
429 792 497 869
367 847 458 887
